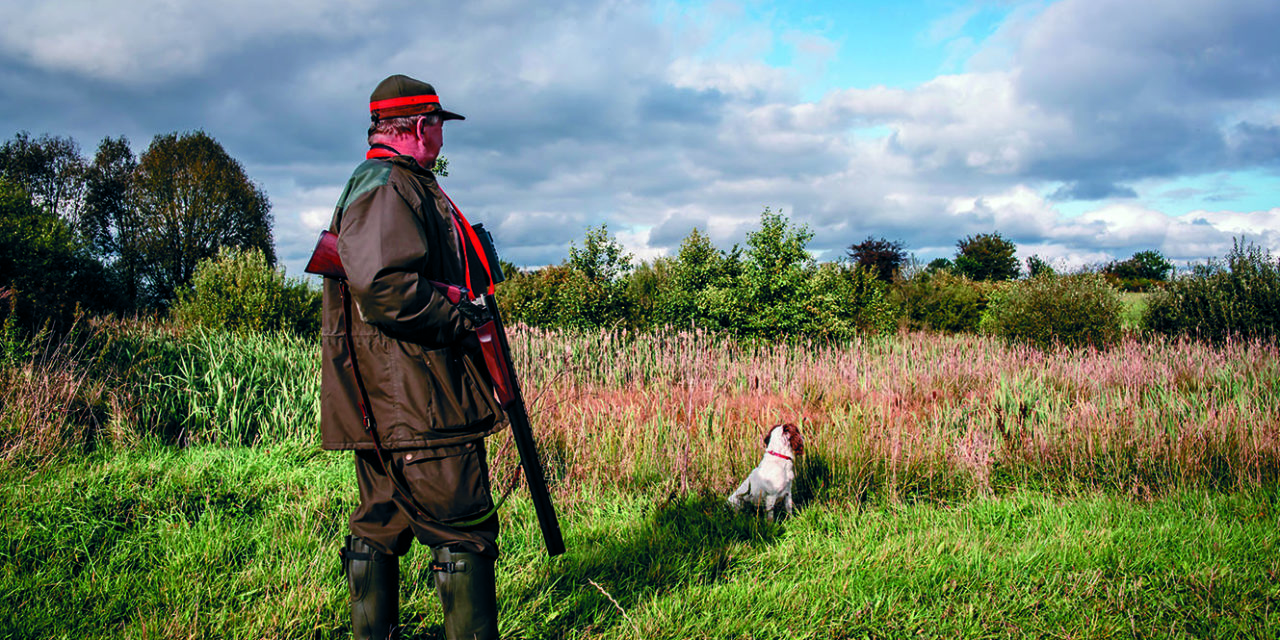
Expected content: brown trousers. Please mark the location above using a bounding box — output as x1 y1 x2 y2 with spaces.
350 439 499 559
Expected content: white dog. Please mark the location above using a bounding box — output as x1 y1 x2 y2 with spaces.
727 423 805 520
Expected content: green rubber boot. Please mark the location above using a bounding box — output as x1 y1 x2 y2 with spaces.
342 535 399 640
431 546 498 640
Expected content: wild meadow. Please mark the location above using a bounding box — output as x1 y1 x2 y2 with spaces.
1 320 1278 639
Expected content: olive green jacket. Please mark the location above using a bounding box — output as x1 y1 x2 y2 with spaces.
320 155 506 450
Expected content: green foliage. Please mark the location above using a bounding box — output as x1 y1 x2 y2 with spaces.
739 207 815 336
1104 249 1174 292
980 273 1124 349
171 246 319 335
132 130 275 306
896 270 995 333
0 131 87 223
847 236 907 282
802 262 896 339
0 177 112 330
500 212 894 340
1143 240 1280 342
954 232 1020 281
926 257 953 273
1024 254 1055 278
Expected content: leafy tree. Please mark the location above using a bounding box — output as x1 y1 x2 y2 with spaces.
0 131 87 224
847 236 907 282
742 207 814 335
1105 250 1173 281
1025 254 1056 278
565 224 633 326
954 232 1019 281
131 131 274 306
80 136 136 257
568 224 632 283
926 257 953 273
0 177 110 329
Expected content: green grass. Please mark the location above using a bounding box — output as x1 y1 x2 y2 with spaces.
1120 292 1149 330
2 443 1277 639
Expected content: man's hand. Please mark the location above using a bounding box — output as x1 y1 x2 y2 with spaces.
456 299 491 327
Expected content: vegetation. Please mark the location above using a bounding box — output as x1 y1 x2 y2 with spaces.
132 131 275 305
1103 250 1174 292
0 130 274 320
172 246 320 335
980 273 1123 349
1 321 1278 638
896 270 996 333
0 177 113 329
502 210 895 341
954 232 1020 282
846 235 906 282
1144 240 1280 343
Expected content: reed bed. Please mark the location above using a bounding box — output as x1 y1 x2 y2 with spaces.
3 322 1276 499
509 326 1280 498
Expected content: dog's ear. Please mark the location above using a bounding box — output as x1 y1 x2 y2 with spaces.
783 423 804 454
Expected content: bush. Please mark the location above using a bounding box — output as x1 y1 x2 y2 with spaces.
171 246 319 335
802 262 896 340
954 232 1020 281
0 177 114 331
1143 240 1280 342
896 270 995 333
980 273 1123 349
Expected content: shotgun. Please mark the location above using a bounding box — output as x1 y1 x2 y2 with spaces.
306 229 566 557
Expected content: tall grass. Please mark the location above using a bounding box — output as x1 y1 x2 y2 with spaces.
512 327 1279 499
3 321 1277 498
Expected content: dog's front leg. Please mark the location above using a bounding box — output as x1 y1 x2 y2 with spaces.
763 494 778 521
727 479 751 511
782 491 795 518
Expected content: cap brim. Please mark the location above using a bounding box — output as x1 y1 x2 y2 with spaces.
440 110 465 121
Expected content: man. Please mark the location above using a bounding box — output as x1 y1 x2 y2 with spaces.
321 74 505 640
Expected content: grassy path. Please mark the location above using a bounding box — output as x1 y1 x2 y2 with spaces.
2 444 1277 639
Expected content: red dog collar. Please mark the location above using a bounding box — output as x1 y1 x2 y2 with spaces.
768 450 792 461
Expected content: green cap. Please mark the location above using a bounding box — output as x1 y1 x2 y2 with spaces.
369 74 465 122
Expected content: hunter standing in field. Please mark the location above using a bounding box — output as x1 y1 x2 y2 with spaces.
321 74 506 640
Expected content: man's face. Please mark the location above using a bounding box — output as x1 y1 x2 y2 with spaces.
417 116 444 166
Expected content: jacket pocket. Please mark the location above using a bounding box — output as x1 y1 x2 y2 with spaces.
399 441 493 523
406 343 501 433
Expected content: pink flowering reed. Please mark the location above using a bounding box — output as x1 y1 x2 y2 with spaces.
503 325 1279 500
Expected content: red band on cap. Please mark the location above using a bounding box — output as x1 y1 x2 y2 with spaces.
369 94 440 111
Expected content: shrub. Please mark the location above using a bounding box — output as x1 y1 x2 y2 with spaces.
0 177 114 331
980 273 1123 349
802 262 896 339
1143 240 1280 342
171 246 319 335
954 232 1020 281
896 270 994 333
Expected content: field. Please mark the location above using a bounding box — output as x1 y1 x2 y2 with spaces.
1 324 1278 638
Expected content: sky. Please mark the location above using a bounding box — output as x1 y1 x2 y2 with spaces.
1 0 1277 278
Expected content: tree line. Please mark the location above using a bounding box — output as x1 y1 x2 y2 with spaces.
1 130 273 326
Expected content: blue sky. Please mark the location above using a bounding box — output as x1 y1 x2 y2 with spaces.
1 0 1277 276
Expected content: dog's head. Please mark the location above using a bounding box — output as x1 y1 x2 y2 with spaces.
763 423 804 456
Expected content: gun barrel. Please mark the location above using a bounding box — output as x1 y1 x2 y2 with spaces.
485 293 565 557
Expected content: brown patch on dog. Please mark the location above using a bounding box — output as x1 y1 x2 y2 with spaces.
763 422 805 455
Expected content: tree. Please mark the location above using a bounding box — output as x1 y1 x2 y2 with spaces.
1025 254 1055 278
0 131 87 224
847 236 907 282
566 224 633 326
742 207 814 335
131 131 274 305
954 232 1019 281
1105 250 1173 281
926 257 953 273
0 177 110 328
